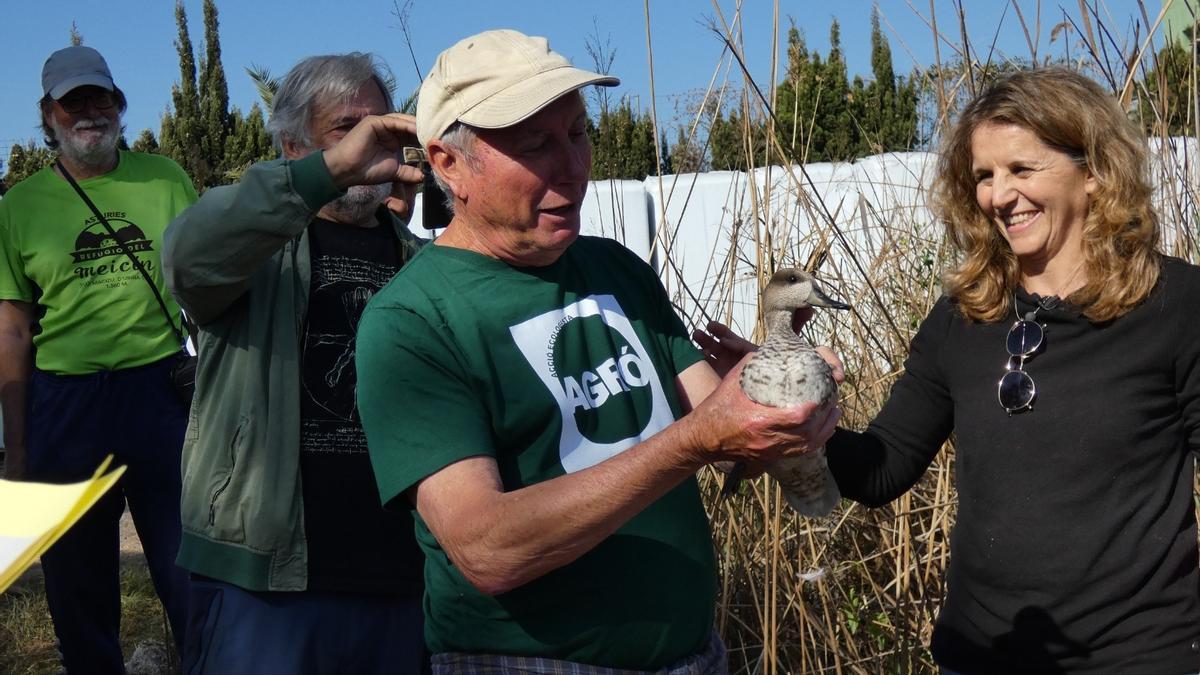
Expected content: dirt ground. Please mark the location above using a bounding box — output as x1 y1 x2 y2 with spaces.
118 509 145 556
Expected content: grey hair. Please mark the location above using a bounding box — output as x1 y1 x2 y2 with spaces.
268 52 394 153
430 121 481 215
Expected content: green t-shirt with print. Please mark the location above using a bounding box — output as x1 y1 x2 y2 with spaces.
357 236 716 669
0 151 198 374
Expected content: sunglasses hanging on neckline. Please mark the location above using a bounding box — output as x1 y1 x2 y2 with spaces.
997 302 1044 415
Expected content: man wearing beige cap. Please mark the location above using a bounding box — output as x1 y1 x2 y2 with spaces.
0 45 195 671
357 29 839 672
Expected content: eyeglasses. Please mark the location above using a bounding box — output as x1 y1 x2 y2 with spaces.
998 315 1043 414
58 91 115 114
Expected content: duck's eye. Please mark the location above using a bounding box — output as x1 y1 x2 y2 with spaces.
788 274 798 284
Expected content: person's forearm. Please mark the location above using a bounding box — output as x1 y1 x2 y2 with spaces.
418 416 708 595
0 375 27 478
418 366 837 595
0 307 32 477
826 425 947 507
0 370 27 450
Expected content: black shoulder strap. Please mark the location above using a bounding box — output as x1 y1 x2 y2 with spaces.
55 158 188 347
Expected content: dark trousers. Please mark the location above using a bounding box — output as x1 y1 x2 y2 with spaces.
183 578 426 675
25 356 190 674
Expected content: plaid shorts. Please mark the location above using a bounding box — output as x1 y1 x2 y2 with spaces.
430 629 728 675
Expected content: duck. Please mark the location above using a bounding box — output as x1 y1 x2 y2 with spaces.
721 268 850 517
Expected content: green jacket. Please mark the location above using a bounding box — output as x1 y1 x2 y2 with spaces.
162 152 424 591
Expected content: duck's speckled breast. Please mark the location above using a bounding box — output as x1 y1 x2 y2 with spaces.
740 343 837 409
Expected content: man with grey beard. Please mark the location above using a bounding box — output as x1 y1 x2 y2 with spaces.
0 46 195 671
162 53 427 673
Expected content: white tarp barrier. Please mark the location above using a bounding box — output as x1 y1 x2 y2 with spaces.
407 141 1196 340
581 180 653 262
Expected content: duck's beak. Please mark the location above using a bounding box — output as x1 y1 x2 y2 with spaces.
809 284 851 310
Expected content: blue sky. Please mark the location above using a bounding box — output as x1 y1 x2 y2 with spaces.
0 0 1159 163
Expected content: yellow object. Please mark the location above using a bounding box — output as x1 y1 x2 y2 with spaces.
0 456 126 593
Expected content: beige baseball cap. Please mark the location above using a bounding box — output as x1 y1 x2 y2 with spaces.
416 29 619 146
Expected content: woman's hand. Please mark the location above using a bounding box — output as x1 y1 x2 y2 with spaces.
693 321 758 379
695 318 845 384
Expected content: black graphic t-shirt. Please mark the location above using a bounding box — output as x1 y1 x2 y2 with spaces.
299 216 423 595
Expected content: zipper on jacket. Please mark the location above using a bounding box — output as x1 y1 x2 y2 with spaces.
208 423 243 526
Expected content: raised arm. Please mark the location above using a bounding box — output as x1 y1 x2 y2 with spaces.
163 114 423 324
162 152 339 324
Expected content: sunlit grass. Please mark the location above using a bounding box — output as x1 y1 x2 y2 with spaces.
0 561 174 674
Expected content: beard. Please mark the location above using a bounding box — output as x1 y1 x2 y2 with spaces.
51 115 121 169
323 182 391 225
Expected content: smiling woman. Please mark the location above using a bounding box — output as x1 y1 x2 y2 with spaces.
968 122 1096 287
934 68 1159 323
820 67 1200 674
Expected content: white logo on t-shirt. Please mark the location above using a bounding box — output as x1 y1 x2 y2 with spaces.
510 294 675 473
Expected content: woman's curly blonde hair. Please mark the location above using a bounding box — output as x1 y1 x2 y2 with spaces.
933 67 1160 323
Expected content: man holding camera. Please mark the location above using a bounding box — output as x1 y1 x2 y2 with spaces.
162 53 427 673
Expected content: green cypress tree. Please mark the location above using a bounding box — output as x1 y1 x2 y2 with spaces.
223 102 276 179
775 26 813 161
774 24 841 163
816 20 855 161
590 99 662 180
631 111 659 178
131 129 160 154
720 15 920 168
611 104 633 177
3 141 55 190
1140 39 1194 137
159 0 205 186
669 126 704 174
658 130 671 175
707 112 735 171
197 0 230 184
860 8 919 154
709 110 772 170
860 10 893 154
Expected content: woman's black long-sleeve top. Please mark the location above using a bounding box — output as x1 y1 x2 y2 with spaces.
827 256 1200 674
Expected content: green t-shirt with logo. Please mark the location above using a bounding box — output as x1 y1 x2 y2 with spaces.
0 151 197 374
357 236 716 668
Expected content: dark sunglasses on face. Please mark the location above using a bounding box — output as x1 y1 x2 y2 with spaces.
58 91 115 114
998 315 1043 414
